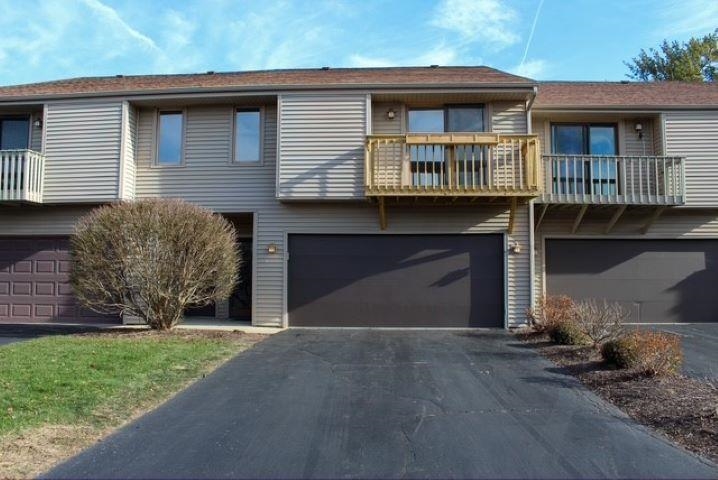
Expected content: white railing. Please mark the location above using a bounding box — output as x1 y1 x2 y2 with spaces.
366 133 541 196
0 149 45 203
541 155 685 205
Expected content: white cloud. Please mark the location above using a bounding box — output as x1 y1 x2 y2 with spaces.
430 0 520 50
657 0 718 38
347 44 461 68
511 59 547 79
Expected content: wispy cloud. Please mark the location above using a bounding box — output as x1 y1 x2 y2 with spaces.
347 44 461 68
80 0 159 51
511 59 547 79
430 0 520 50
656 0 718 38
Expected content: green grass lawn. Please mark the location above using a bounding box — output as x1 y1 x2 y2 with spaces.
0 331 258 438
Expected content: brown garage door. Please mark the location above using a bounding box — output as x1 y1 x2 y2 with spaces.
288 234 504 328
545 239 718 323
0 237 118 324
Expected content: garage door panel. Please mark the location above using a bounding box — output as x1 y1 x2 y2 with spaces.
289 234 504 328
0 237 118 324
546 239 718 323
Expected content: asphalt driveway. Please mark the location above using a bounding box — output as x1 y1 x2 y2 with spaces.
46 330 717 479
651 324 718 379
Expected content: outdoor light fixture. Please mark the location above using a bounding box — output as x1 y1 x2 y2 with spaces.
33 119 43 129
386 108 396 120
267 243 278 254
510 241 521 254
635 122 643 139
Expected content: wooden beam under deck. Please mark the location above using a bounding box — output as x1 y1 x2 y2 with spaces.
378 197 387 230
641 206 666 234
571 205 589 234
605 205 628 234
534 204 549 232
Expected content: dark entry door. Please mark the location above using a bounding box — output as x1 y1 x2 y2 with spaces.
545 239 718 323
288 234 504 327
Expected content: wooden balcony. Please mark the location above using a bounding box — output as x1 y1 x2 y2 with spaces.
0 149 45 203
540 155 685 205
365 133 542 198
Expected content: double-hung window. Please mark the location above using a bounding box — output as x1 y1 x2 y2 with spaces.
157 111 184 166
551 123 618 195
234 109 261 163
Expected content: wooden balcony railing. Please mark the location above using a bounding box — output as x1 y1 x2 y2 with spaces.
541 155 685 205
0 149 45 203
365 133 542 197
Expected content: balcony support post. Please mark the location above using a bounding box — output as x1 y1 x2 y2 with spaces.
605 205 627 234
508 197 518 234
534 204 549 232
571 205 589 234
640 206 666 234
378 197 388 230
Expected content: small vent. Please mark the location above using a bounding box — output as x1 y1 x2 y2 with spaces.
429 64 439 68
321 66 330 70
206 70 215 75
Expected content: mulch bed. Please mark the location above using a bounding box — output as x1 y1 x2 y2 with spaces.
516 330 718 464
80 328 268 344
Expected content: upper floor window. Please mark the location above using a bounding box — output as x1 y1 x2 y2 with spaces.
157 111 184 166
408 105 485 133
0 117 29 150
234 109 261 163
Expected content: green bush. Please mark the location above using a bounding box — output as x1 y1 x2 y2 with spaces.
601 331 683 376
548 320 590 346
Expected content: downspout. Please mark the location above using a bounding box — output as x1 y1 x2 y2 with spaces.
527 85 538 319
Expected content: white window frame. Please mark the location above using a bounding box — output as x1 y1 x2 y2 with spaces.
154 109 186 167
232 107 264 165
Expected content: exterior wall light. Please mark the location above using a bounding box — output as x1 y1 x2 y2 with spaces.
635 122 643 139
386 109 396 120
33 119 43 129
267 243 278 254
510 241 521 254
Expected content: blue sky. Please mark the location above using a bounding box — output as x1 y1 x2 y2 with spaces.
0 0 716 86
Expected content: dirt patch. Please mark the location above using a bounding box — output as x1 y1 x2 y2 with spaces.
516 330 718 464
0 330 266 479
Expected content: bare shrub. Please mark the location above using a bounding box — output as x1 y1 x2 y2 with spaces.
548 320 590 346
70 199 239 330
527 295 577 333
601 330 683 376
573 299 627 347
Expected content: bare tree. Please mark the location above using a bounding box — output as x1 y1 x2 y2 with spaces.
70 199 239 330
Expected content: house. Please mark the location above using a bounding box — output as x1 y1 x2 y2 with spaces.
0 66 717 328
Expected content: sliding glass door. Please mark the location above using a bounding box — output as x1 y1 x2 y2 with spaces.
551 124 618 195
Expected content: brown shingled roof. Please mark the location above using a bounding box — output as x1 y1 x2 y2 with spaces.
535 81 718 108
0 66 534 100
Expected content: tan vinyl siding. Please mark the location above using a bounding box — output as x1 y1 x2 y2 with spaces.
43 102 123 203
277 94 367 199
533 208 718 303
653 114 665 156
665 111 718 207
30 111 42 152
120 102 137 200
623 118 654 156
491 101 528 134
134 102 530 327
0 205 95 235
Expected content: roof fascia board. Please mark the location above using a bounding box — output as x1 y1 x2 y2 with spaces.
533 105 718 113
0 83 537 104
